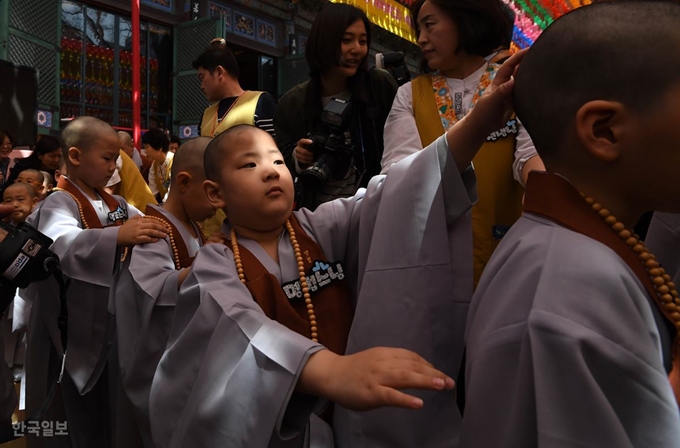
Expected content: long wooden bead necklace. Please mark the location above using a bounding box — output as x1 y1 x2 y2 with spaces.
230 219 319 342
143 215 206 270
584 196 680 333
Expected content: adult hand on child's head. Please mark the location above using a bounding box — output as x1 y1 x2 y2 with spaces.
294 139 315 166
298 347 455 411
117 215 169 246
471 49 528 134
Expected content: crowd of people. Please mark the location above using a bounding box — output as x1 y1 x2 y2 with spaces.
1 0 680 447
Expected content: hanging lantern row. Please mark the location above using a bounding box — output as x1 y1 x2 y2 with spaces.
504 0 592 48
389 0 591 49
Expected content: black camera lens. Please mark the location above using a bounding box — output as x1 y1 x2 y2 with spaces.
300 158 333 191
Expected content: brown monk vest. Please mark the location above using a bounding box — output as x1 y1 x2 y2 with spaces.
144 206 204 270
227 215 354 355
411 74 524 288
56 177 128 229
523 171 680 405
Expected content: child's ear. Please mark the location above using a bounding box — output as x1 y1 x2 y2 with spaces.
31 196 39 207
175 172 191 193
68 147 81 167
575 100 627 163
203 179 226 210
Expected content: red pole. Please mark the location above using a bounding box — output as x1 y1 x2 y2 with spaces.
132 0 141 151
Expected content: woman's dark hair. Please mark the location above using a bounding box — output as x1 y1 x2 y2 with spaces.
306 3 372 79
411 0 513 62
0 130 12 146
29 136 61 161
192 38 240 79
142 128 170 153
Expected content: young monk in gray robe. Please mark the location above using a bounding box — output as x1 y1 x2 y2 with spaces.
113 137 216 447
461 2 680 446
22 117 168 448
149 53 524 448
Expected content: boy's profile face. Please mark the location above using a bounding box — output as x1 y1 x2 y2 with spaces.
3 185 37 223
69 132 119 189
16 171 45 196
211 130 294 230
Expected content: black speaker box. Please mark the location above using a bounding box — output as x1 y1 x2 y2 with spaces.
0 59 38 147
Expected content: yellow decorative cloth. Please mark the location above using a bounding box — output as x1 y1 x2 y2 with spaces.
412 73 524 287
200 91 263 138
117 150 157 213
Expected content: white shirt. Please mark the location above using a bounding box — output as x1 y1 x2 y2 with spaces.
381 63 538 185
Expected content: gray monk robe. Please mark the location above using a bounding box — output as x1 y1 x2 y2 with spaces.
333 151 475 447
461 172 680 448
23 178 139 448
644 211 680 404
113 204 204 447
647 212 680 285
149 135 477 448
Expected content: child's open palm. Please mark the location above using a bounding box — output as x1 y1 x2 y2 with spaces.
299 347 455 411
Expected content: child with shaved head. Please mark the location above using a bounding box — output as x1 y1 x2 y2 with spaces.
149 49 524 448
23 116 168 447
113 137 216 447
15 169 45 199
461 1 680 446
3 182 38 226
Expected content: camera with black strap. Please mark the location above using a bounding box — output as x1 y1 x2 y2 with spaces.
0 220 69 443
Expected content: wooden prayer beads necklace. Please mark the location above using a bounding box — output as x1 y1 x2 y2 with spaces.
144 215 207 270
53 188 88 228
230 220 319 342
584 196 680 331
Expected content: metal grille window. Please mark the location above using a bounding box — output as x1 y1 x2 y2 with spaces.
278 55 309 97
60 1 173 130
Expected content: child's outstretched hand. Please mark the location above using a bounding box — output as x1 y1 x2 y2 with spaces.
298 348 455 411
117 215 169 246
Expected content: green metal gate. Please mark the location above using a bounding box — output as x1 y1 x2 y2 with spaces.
0 0 61 133
173 16 224 137
277 54 309 97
